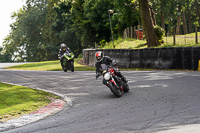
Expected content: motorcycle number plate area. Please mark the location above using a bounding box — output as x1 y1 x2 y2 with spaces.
108 68 115 75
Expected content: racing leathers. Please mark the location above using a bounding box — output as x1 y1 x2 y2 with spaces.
58 47 71 69
95 56 128 83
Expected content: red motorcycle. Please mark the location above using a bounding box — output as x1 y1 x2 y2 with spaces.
96 64 129 97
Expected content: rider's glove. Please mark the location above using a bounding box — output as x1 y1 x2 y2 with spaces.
60 55 64 60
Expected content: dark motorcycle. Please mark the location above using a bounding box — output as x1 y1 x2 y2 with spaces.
62 51 74 72
96 64 129 97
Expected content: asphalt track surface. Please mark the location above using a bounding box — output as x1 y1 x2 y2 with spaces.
1 69 200 133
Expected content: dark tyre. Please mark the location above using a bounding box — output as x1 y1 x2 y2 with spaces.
123 83 129 93
63 68 67 72
71 61 74 72
108 82 122 97
63 61 67 72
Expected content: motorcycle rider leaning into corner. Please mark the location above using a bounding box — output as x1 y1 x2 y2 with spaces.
58 43 72 69
95 51 128 84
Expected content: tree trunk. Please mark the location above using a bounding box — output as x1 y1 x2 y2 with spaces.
161 1 165 29
182 10 188 34
176 17 181 34
176 4 182 35
139 0 160 47
149 4 157 26
188 9 193 33
195 0 200 25
187 0 193 33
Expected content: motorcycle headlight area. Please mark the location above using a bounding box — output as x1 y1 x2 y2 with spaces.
104 72 111 80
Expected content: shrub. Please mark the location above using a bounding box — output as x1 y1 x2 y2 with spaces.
154 25 165 43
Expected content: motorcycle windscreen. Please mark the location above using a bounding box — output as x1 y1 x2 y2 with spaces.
101 64 108 71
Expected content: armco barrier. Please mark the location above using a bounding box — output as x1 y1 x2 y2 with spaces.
83 47 200 71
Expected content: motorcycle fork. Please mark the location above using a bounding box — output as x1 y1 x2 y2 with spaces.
110 77 123 91
107 78 123 91
116 77 124 91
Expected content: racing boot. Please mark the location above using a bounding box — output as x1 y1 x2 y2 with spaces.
121 76 128 83
117 71 128 83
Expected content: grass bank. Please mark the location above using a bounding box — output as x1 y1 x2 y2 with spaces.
103 38 147 49
0 82 59 122
103 32 200 49
5 58 96 71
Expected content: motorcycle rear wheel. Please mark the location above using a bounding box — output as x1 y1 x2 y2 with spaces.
123 83 129 93
108 82 122 97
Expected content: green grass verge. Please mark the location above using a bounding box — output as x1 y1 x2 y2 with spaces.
0 82 59 122
103 37 147 49
162 34 200 47
103 32 200 49
5 58 96 71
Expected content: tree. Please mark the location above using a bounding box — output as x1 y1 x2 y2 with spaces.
84 0 114 45
3 0 56 62
182 9 188 34
52 0 81 55
42 0 60 60
0 47 12 62
195 0 200 25
160 0 165 29
139 0 160 47
4 0 200 62
113 0 139 38
186 0 193 33
176 1 182 34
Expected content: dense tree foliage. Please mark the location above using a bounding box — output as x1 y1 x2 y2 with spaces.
0 47 8 62
1 0 200 62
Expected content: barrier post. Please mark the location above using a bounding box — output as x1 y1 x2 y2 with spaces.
173 25 176 45
135 30 138 39
137 25 140 39
131 26 133 38
134 26 136 39
196 24 198 44
198 60 200 71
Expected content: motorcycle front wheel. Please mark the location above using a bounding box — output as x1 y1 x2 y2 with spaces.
63 68 67 72
63 61 67 72
108 82 122 97
70 61 74 72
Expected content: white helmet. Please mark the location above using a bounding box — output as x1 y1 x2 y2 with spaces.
61 43 66 50
95 51 104 62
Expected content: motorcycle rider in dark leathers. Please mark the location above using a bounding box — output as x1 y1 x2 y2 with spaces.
95 51 128 84
58 43 72 69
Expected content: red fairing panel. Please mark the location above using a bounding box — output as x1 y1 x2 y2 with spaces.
108 68 115 75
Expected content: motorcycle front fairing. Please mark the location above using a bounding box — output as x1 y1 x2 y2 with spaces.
100 64 108 72
63 51 74 61
97 64 122 97
63 51 74 62
100 64 120 89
